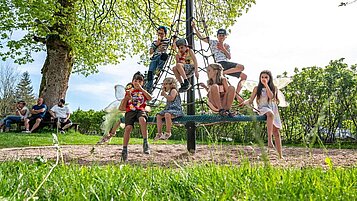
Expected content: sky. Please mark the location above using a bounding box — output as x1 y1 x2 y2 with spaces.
7 0 357 111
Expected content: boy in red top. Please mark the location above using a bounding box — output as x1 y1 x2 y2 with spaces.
119 71 152 162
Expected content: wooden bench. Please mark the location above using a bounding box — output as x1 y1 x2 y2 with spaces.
15 120 80 132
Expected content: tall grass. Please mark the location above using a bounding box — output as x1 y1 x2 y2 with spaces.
0 161 356 200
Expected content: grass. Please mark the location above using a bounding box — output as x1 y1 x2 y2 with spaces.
0 131 186 149
0 161 356 200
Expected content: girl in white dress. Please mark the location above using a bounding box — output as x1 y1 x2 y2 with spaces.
243 70 283 158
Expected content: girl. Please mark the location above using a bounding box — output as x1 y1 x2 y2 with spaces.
242 70 283 158
172 38 199 92
154 77 184 140
200 63 236 116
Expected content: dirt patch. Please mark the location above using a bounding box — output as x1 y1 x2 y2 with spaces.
0 145 356 168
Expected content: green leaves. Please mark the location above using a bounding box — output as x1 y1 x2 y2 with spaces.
0 0 255 74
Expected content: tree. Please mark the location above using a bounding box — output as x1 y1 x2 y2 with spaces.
15 71 36 106
0 0 255 108
0 63 18 115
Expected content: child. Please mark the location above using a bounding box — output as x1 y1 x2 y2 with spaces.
119 72 152 162
145 26 170 93
192 21 246 101
199 63 236 116
172 38 199 92
241 70 283 158
154 77 184 141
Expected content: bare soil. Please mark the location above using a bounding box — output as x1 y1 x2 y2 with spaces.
1 144 356 168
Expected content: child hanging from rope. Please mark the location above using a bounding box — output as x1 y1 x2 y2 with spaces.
154 77 184 141
241 70 283 158
192 21 246 101
199 63 236 117
173 38 199 92
145 26 170 93
119 71 152 162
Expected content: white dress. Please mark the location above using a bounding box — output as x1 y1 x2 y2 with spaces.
257 88 282 129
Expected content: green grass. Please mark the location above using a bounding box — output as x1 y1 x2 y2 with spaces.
0 131 185 149
0 161 356 200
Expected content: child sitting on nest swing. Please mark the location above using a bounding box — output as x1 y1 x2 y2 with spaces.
200 63 236 117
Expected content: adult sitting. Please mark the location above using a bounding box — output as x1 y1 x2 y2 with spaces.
0 100 30 132
49 98 72 134
23 98 47 133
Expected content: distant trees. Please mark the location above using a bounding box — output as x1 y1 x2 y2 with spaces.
0 63 36 116
15 71 36 107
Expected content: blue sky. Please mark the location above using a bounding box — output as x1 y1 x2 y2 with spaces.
6 0 357 111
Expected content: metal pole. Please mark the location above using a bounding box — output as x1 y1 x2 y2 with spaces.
186 0 196 153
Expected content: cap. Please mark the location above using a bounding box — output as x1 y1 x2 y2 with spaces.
175 38 188 47
217 29 227 35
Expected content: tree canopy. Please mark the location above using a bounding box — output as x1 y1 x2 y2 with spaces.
0 0 255 75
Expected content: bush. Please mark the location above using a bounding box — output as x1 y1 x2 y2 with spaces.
71 109 106 134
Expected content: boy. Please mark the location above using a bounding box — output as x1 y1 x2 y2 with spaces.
145 25 170 93
192 22 246 101
173 38 199 92
119 72 152 162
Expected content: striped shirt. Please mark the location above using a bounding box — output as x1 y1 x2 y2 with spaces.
151 38 170 56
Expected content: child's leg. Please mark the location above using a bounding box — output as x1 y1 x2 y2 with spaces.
223 63 244 75
273 126 283 158
123 125 133 147
164 113 173 133
236 72 247 95
172 64 184 84
138 116 148 139
222 85 235 110
208 85 223 110
156 114 164 134
266 111 274 148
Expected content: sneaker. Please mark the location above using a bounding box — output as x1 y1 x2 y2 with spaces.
179 82 192 93
154 133 163 141
22 130 31 134
97 133 115 145
161 132 172 140
143 142 150 154
121 150 128 162
60 130 65 134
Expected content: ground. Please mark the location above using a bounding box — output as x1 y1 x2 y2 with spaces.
1 144 356 168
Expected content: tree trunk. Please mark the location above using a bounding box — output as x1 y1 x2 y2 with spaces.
39 35 73 109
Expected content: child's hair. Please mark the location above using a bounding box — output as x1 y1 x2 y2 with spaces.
132 71 144 81
157 26 167 34
162 77 178 92
207 63 224 86
256 70 278 104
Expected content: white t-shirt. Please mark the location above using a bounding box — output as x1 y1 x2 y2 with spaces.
19 106 30 120
51 105 70 118
209 39 230 62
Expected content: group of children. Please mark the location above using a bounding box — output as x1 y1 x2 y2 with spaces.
115 24 283 161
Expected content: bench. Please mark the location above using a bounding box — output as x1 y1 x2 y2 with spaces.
15 120 80 132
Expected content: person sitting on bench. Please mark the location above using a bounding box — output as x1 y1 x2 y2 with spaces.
23 98 47 133
0 100 30 132
49 98 72 134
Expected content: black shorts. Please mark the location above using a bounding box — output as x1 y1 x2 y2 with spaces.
218 61 241 78
125 110 148 126
27 116 43 122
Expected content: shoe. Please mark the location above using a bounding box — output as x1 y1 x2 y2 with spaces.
60 130 65 134
143 142 150 154
154 133 163 141
226 110 237 117
161 132 172 140
179 82 192 93
218 109 228 117
4 127 10 132
97 133 115 145
22 130 31 134
121 150 128 162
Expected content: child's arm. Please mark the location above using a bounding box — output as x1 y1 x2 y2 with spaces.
199 83 209 91
162 89 178 102
217 43 231 60
262 80 274 99
222 77 230 92
119 93 130 111
137 84 152 101
175 53 181 64
243 86 258 105
191 21 209 43
189 49 199 79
